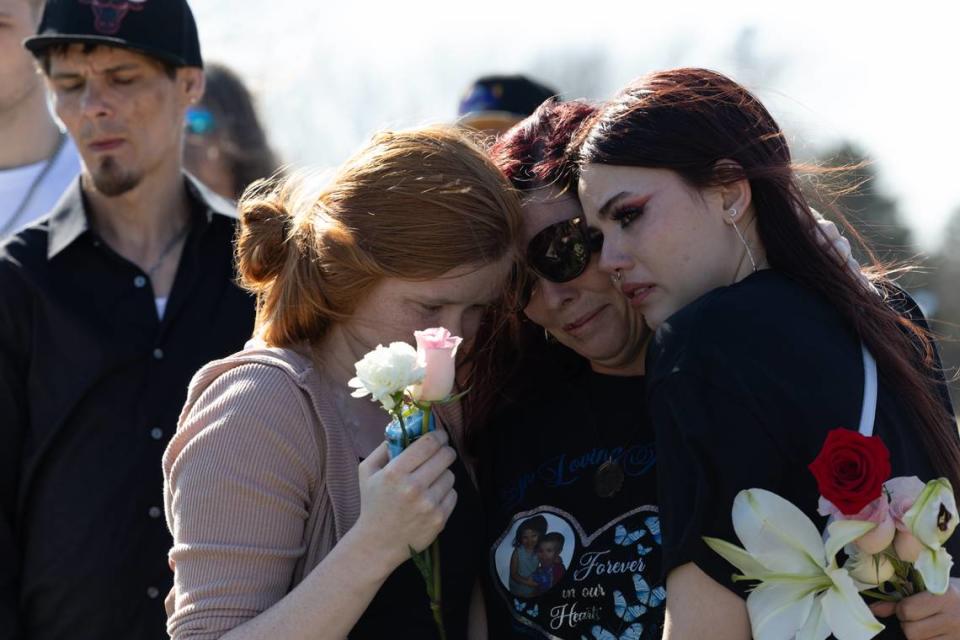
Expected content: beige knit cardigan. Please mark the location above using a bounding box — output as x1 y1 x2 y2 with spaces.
162 344 367 639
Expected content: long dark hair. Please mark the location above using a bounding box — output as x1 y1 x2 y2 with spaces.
571 67 960 491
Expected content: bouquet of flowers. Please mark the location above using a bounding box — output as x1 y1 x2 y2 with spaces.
704 429 957 640
348 327 464 640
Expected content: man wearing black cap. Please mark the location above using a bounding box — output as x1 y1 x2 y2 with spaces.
0 1 255 638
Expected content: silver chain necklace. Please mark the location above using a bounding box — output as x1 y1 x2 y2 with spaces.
145 221 191 279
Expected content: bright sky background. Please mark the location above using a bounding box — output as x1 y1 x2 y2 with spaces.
194 0 960 251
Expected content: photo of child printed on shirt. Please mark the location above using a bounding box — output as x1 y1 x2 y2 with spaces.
509 515 547 597
531 532 566 595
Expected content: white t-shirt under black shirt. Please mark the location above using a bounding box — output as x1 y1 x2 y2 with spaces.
0 135 81 239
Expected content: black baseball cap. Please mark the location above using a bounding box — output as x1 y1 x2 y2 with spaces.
23 0 203 68
457 74 557 132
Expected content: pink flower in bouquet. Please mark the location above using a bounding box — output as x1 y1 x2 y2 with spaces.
886 476 927 562
410 328 463 402
818 494 896 554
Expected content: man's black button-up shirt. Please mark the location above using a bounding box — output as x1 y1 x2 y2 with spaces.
0 175 256 640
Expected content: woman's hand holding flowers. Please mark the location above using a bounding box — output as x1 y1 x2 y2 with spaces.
869 578 960 640
356 432 458 570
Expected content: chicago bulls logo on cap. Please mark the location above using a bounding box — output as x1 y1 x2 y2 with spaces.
78 0 147 36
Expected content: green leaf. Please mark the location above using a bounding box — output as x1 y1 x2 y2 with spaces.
408 546 433 586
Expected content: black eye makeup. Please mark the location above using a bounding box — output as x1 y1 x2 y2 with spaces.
610 203 646 229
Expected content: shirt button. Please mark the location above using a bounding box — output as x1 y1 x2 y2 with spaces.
150 428 163 440
152 348 164 360
146 586 160 599
148 506 162 519
134 275 147 288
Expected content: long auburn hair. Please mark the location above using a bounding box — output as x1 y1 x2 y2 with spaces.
570 67 960 490
235 125 521 349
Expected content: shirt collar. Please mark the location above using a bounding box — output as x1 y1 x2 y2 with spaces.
46 178 88 259
46 172 237 260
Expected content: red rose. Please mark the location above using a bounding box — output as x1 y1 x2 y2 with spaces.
808 428 892 516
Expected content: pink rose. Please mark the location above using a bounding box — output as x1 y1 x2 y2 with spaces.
893 530 924 563
410 328 463 402
885 476 925 531
885 476 927 563
818 494 896 554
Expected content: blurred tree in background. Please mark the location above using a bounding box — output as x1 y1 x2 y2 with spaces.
808 143 920 279
806 142 959 406
930 208 960 404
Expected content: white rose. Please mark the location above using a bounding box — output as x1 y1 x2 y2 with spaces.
845 552 895 587
348 342 425 411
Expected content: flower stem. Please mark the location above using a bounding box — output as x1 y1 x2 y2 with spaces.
430 540 445 640
423 405 433 434
397 411 409 449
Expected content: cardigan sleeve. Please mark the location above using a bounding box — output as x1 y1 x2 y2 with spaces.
163 362 323 640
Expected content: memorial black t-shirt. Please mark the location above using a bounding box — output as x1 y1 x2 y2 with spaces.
648 270 958 640
481 360 664 640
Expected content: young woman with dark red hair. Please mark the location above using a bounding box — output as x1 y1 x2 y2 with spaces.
573 68 960 640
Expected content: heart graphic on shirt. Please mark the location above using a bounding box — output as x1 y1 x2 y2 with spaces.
490 505 664 640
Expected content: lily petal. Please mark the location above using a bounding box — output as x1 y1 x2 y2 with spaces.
746 581 817 640
733 489 826 573
904 478 958 547
914 546 954 595
703 537 770 579
796 593 831 640
825 520 879 565
820 568 884 640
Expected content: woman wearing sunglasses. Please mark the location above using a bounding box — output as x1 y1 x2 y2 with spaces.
572 68 960 640
183 62 280 201
480 100 658 640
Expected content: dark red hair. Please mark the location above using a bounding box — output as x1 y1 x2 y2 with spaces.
489 97 597 191
571 67 960 491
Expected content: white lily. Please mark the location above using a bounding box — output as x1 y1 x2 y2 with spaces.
900 478 958 594
704 489 884 640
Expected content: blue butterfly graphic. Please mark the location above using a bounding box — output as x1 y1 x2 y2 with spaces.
614 524 645 546
633 575 666 609
513 598 538 618
613 589 646 622
636 543 653 556
590 622 643 640
644 516 661 545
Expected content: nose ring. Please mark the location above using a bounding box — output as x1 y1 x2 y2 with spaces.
613 269 622 283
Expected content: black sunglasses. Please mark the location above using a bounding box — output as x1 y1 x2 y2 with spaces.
517 217 603 307
527 216 603 283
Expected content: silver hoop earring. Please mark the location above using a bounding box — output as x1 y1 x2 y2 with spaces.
729 208 758 273
613 269 622 282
